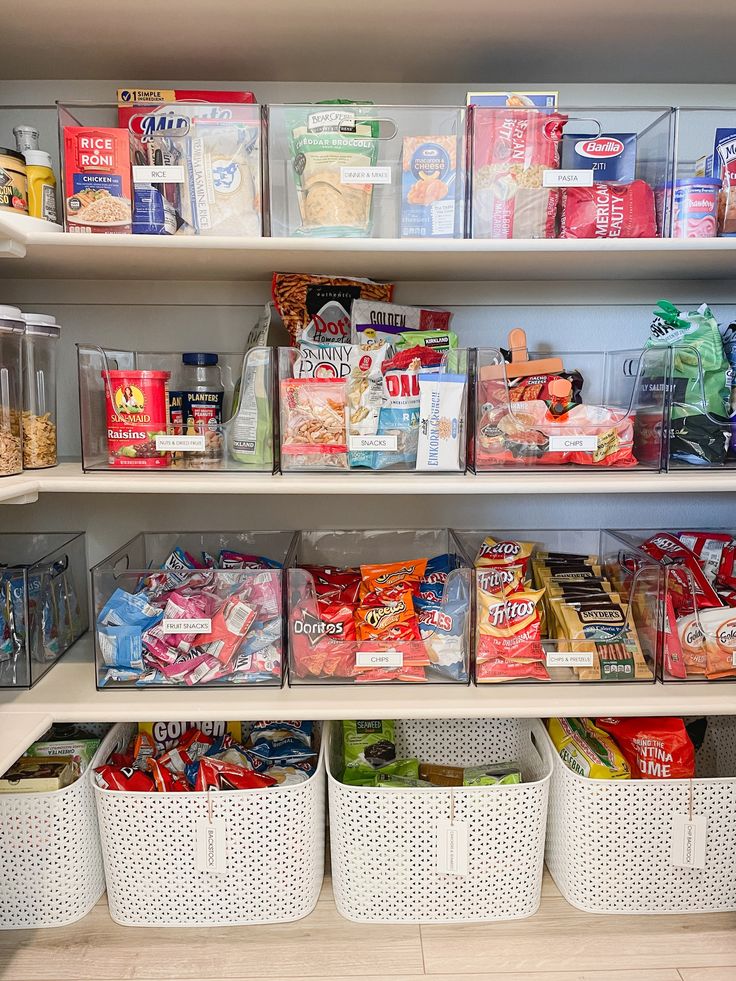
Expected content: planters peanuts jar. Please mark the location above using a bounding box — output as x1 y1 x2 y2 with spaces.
672 177 721 238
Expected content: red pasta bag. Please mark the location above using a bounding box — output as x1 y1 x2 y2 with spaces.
560 180 657 239
595 717 695 779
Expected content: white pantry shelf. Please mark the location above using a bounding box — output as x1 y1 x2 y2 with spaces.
2 461 736 504
3 216 736 282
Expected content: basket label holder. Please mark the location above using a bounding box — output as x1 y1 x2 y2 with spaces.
670 781 706 870
437 789 468 876
195 791 226 874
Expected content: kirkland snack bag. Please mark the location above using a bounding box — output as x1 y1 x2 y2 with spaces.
272 273 394 344
644 300 730 466
595 717 695 779
546 717 631 779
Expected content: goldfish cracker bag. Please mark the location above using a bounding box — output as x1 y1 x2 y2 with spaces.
546 717 630 779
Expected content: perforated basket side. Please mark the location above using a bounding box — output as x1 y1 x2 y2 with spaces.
326 718 552 923
0 722 119 929
94 730 325 927
543 719 736 914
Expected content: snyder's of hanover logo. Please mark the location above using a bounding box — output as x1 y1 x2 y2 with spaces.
579 608 624 623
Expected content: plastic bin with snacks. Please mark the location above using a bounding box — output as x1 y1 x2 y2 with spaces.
77 344 275 473
91 531 297 689
670 107 736 239
327 718 553 922
92 720 325 927
0 723 113 929
545 714 736 913
58 92 263 236
607 527 736 683
468 104 673 239
0 532 88 689
0 305 24 478
451 528 660 684
267 103 466 239
472 329 668 472
288 530 471 685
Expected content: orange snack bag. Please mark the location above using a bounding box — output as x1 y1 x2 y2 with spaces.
360 559 428 597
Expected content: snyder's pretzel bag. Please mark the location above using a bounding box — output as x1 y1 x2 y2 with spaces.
272 273 394 344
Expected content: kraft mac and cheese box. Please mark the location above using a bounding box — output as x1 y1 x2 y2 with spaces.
561 133 637 183
400 135 459 238
466 91 558 108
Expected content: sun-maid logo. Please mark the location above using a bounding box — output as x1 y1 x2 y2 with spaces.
114 384 146 416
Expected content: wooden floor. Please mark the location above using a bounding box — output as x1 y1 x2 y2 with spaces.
1 872 734 981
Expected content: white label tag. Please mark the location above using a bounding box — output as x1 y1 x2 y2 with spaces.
543 169 595 187
732 652 736 667
340 166 392 185
355 649 403 668
671 813 706 870
195 817 226 874
133 165 184 184
545 651 595 668
437 819 469 876
348 434 398 451
155 434 206 452
548 434 599 452
162 618 212 634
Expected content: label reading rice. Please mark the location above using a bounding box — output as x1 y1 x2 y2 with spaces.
162 618 212 634
348 435 398 451
355 649 403 668
548 434 598 452
437 819 469 875
340 166 392 185
155 434 206 451
670 813 706 870
543 169 594 187
195 817 226 874
546 652 595 668
133 165 184 184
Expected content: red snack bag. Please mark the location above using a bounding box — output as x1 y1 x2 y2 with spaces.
677 532 733 584
355 665 427 683
474 537 535 575
560 180 657 239
157 728 216 773
595 717 695 779
95 764 155 792
308 568 362 604
194 595 257 667
355 589 418 641
476 588 546 663
717 540 736 591
639 532 723 616
149 758 190 792
662 592 687 680
477 658 550 682
381 347 443 374
194 757 277 791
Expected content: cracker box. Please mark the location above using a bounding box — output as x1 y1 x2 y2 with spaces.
400 135 458 238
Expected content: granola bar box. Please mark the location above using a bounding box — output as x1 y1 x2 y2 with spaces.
63 127 132 233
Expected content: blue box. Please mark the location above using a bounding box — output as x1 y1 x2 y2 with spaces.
466 91 557 108
561 132 637 183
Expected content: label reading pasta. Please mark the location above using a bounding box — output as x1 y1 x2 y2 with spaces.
340 166 392 185
548 434 598 452
543 169 594 187
355 649 403 668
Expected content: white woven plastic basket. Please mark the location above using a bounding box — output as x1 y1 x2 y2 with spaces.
94 723 325 927
544 716 736 914
0 723 114 929
327 718 553 923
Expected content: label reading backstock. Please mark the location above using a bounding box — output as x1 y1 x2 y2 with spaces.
195 817 226 874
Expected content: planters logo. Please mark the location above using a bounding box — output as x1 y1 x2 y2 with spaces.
562 132 636 182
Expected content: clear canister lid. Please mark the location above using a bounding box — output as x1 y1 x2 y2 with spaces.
22 312 60 337
0 305 26 334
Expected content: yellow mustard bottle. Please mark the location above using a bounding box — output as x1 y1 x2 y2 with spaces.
24 150 58 223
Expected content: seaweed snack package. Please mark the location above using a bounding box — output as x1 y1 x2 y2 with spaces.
273 273 394 344
677 606 736 679
645 300 730 466
286 107 379 236
342 719 396 771
560 180 657 238
546 717 631 779
472 108 567 239
342 757 420 787
280 377 348 469
596 717 695 779
639 532 722 616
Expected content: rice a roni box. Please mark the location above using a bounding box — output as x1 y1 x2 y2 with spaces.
63 127 132 233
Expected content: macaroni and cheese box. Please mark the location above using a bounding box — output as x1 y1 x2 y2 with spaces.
63 127 132 233
400 135 458 238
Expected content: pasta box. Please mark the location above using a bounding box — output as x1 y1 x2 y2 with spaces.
561 133 637 183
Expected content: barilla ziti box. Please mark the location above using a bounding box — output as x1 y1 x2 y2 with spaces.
466 91 558 108
561 133 637 182
63 127 132 233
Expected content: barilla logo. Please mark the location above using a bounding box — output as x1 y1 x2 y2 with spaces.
574 138 624 159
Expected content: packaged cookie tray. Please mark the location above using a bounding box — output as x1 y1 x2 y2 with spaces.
472 340 668 472
287 529 472 685
453 529 661 684
91 531 297 690
609 528 736 683
0 532 88 690
77 344 276 473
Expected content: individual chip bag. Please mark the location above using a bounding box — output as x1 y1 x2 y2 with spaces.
148 757 190 792
272 272 394 345
350 299 451 342
360 558 428 596
415 591 468 680
344 343 392 467
560 180 657 238
280 377 348 469
355 589 421 643
194 757 277 791
476 587 546 664
595 717 695 779
677 606 736 679
94 764 156 792
247 720 315 762
639 531 723 616
677 531 734 584
474 537 535 575
546 717 631 779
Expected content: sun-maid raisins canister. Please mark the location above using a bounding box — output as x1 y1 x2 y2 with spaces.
0 148 28 215
102 369 170 468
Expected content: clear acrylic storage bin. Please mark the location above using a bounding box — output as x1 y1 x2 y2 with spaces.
469 106 674 239
78 345 275 472
279 346 468 472
607 527 736 682
452 528 660 684
472 341 668 472
0 532 88 689
91 531 297 689
267 104 467 238
58 101 263 236
288 529 471 684
671 107 736 238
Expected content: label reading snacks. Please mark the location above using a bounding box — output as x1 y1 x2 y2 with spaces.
543 169 594 187
155 434 206 452
545 651 595 668
340 166 392 185
162 618 212 634
548 434 598 452
348 434 398 452
355 649 403 668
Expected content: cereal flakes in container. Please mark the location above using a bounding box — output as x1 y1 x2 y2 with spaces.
22 313 59 469
0 306 25 477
